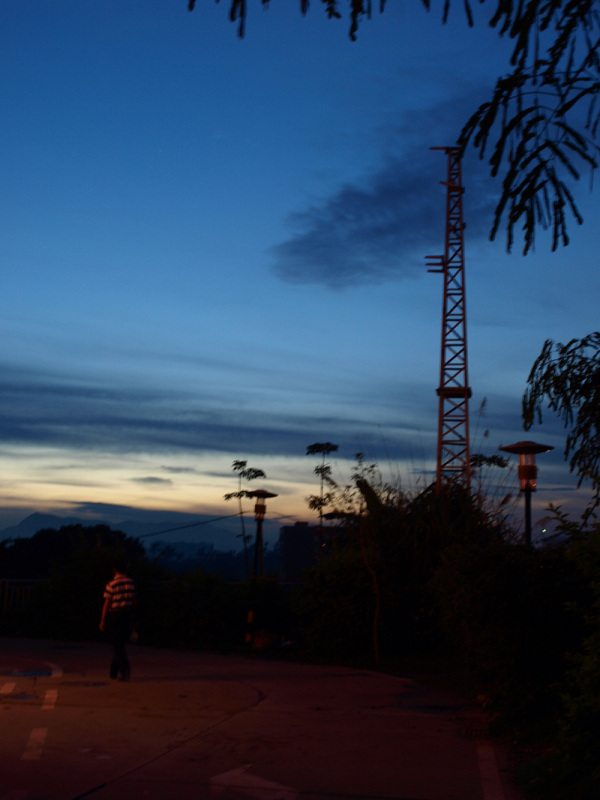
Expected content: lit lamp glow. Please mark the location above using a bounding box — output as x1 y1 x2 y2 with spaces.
498 440 553 546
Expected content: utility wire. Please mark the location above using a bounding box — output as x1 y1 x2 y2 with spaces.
137 512 244 540
136 511 301 540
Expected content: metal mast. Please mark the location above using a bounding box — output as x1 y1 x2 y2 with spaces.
426 147 471 493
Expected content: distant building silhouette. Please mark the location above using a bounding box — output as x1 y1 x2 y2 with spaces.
278 522 322 581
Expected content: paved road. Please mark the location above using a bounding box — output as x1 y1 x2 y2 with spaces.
0 638 523 800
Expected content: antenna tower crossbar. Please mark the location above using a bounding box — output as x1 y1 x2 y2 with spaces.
426 147 472 493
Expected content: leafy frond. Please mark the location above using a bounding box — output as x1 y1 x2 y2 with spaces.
189 0 600 252
459 0 600 252
306 442 339 456
523 333 600 509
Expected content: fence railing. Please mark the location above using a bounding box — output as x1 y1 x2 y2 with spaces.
0 579 42 613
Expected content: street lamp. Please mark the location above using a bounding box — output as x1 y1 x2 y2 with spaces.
246 489 278 580
498 440 554 546
244 489 277 649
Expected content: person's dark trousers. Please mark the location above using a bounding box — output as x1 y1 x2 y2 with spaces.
109 609 132 680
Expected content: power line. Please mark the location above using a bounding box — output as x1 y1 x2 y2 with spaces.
137 512 244 540
137 510 301 540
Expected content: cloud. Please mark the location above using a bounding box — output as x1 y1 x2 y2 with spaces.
131 477 173 486
271 90 501 289
271 158 435 288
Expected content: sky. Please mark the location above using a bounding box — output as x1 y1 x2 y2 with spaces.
1 1 599 544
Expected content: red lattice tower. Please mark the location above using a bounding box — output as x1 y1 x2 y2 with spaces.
426 147 472 493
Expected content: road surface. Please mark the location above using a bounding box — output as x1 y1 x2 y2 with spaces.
0 638 523 800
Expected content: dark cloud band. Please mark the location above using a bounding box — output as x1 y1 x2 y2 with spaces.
0 363 434 462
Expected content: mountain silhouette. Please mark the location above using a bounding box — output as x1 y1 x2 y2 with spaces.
0 509 282 553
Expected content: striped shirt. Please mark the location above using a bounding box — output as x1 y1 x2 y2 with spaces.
104 574 136 612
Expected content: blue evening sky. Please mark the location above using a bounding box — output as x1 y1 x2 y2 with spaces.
1 1 598 541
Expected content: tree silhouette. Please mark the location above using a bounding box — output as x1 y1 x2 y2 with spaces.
224 459 266 578
523 332 600 519
306 442 339 530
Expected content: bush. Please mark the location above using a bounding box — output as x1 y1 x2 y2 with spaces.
522 524 600 799
293 547 376 662
140 572 246 651
431 540 584 716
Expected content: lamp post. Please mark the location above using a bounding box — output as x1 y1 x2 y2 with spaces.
244 489 277 649
498 440 553 546
246 489 278 580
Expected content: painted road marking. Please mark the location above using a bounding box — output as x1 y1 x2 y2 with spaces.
45 662 63 679
478 741 506 800
21 728 47 761
42 689 58 710
210 764 299 799
1 682 16 695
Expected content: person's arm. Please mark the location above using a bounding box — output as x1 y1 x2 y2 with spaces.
99 596 110 631
130 593 138 635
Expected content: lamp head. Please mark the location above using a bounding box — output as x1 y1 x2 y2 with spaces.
498 441 554 492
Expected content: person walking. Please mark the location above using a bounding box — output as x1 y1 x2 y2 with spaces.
99 560 137 681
